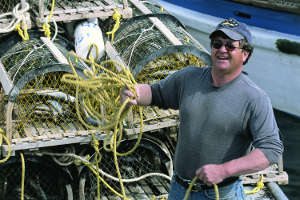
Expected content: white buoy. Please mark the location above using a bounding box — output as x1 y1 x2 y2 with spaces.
74 18 105 60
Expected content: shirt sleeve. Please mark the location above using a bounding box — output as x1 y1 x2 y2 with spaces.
150 68 186 109
249 94 284 164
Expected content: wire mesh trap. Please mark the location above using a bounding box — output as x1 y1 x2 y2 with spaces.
78 138 172 200
0 32 88 143
112 13 210 78
0 155 73 200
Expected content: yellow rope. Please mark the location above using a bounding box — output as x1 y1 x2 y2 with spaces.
184 176 219 200
20 152 25 200
43 0 55 38
106 8 121 42
244 174 264 194
14 20 29 40
0 128 12 163
62 44 144 199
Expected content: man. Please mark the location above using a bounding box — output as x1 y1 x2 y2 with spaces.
120 18 283 199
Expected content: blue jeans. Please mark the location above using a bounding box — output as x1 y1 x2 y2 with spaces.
167 175 246 200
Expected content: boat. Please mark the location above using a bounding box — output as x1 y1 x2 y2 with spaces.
157 0 300 118
0 0 289 199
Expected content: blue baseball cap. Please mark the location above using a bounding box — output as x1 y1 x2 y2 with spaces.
210 18 252 45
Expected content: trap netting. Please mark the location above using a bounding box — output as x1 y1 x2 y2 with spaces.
0 0 18 14
79 137 172 200
112 14 210 80
0 33 87 142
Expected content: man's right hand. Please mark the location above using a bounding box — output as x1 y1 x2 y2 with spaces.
120 84 152 106
120 87 137 105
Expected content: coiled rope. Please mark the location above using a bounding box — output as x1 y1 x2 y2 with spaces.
61 44 145 199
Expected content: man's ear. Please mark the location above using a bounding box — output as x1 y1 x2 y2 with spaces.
242 50 250 63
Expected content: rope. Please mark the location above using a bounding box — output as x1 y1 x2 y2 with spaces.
244 174 264 194
14 20 29 40
0 2 30 34
184 176 219 200
0 128 12 163
20 152 25 200
107 8 121 42
43 0 56 38
37 151 171 183
61 44 145 199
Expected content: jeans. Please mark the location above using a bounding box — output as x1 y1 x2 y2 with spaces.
167 175 246 200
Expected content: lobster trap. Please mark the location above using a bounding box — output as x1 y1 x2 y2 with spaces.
78 137 173 200
0 154 74 200
0 0 213 199
31 0 133 26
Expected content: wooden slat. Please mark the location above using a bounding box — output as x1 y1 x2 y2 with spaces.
105 41 128 70
129 0 182 45
125 119 179 137
40 37 68 64
0 61 13 95
1 130 108 156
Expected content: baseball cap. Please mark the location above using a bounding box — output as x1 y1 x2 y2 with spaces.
209 18 252 45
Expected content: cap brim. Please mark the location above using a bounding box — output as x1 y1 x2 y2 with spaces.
210 28 244 41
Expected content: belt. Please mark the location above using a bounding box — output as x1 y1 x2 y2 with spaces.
174 174 238 192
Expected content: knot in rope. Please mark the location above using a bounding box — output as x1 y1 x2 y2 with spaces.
12 2 30 40
91 133 100 153
12 2 30 19
14 22 29 40
107 8 121 42
244 174 264 194
43 0 56 38
43 22 51 38
0 2 29 34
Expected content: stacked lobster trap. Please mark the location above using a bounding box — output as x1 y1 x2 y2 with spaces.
0 0 213 199
0 0 290 199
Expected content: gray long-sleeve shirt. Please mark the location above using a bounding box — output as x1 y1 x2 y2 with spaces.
151 66 283 180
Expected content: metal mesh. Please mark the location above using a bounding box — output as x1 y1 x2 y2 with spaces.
10 71 82 140
0 33 88 142
0 0 19 14
1 38 66 85
79 138 171 200
112 14 209 77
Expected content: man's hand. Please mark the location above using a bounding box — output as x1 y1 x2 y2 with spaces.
195 164 227 185
120 87 137 105
120 84 152 106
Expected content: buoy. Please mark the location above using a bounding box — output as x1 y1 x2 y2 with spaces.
74 18 105 59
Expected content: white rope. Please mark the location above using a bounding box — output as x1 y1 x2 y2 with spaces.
0 2 30 33
127 24 155 66
36 151 172 183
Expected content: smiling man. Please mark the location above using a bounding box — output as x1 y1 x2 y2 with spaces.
120 18 283 200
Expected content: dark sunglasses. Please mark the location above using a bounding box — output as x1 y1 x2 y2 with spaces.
212 40 241 51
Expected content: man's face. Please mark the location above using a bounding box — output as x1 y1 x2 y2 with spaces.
211 36 248 74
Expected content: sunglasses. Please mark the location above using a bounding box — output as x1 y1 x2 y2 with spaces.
212 40 241 51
